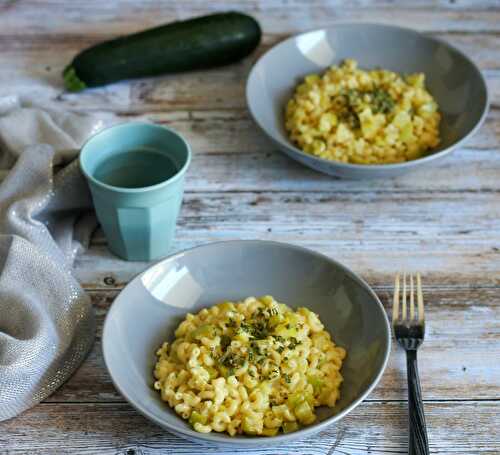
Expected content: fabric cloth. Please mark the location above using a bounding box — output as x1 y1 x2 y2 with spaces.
0 96 114 421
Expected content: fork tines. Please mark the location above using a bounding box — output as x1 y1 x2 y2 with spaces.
392 272 425 325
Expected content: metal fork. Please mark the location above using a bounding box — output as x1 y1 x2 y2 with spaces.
393 273 429 455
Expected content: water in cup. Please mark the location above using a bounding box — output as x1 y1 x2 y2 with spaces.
94 149 179 188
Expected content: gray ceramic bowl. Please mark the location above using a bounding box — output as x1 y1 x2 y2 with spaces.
246 23 489 179
102 240 390 447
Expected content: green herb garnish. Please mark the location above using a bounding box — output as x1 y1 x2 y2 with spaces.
371 88 395 114
288 337 301 349
220 334 231 351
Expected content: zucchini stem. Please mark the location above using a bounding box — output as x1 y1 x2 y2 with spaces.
63 66 87 92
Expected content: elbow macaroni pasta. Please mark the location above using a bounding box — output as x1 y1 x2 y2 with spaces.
153 296 346 436
285 59 441 164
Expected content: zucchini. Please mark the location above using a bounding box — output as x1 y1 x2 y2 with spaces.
282 421 300 433
63 12 261 91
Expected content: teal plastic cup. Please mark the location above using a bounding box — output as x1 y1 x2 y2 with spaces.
80 122 191 261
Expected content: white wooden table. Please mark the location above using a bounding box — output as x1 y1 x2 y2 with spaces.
1 1 499 454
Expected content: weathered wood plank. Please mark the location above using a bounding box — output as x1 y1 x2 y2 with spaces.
46 286 500 403
186 148 499 191
1 401 498 454
3 95 498 176
2 0 500 37
0 115 498 186
0 103 497 160
73 189 500 288
3 115 497 188
0 48 498 114
84 143 497 192
146 109 499 153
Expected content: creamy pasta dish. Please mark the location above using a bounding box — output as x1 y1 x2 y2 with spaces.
153 296 346 436
285 59 441 164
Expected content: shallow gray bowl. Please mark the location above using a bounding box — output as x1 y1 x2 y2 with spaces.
246 23 489 179
102 240 390 447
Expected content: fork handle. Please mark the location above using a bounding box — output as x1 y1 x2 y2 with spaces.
406 350 429 455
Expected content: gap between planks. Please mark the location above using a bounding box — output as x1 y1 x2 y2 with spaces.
82 283 500 292
2 400 499 455
38 398 500 405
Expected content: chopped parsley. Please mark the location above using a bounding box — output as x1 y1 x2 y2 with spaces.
238 319 269 340
333 87 396 130
266 369 280 380
220 304 306 376
371 88 395 114
250 341 261 354
219 352 245 369
288 337 301 349
220 335 231 351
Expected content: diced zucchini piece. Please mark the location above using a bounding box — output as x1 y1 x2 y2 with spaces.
282 421 300 433
287 391 314 409
307 374 324 394
218 365 227 377
189 411 207 426
260 295 275 305
234 331 250 343
287 392 305 409
205 366 218 379
262 427 279 436
399 122 415 143
269 313 285 327
258 380 272 395
392 111 409 128
295 401 316 425
191 324 216 340
275 324 298 338
242 415 261 435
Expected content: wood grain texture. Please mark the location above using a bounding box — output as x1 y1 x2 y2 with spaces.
1 401 498 454
73 187 500 288
0 45 499 113
2 0 500 37
45 286 500 404
1 0 499 453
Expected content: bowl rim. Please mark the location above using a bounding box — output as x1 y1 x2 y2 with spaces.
246 22 490 171
102 239 392 445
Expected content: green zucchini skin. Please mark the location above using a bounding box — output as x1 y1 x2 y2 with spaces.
63 12 261 91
